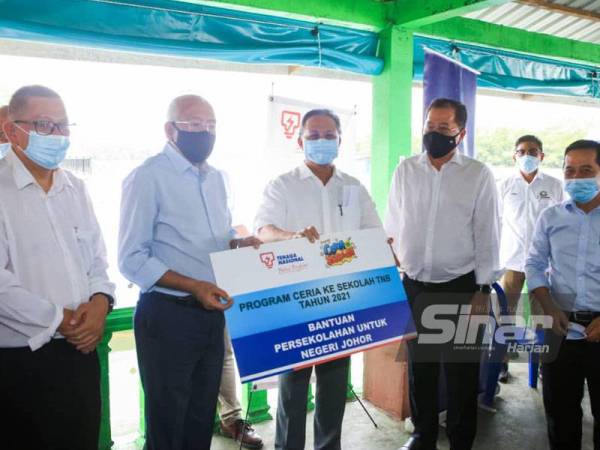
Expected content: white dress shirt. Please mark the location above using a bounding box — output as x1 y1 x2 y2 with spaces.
499 171 564 272
0 150 115 350
384 151 500 285
254 163 382 234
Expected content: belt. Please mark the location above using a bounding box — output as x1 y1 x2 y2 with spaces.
145 292 203 309
568 311 600 325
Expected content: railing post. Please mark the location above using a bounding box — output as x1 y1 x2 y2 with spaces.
242 383 273 423
98 331 114 450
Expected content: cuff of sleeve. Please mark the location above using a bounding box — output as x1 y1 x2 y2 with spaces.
27 304 63 351
136 257 169 292
89 281 116 300
475 269 497 286
525 274 549 292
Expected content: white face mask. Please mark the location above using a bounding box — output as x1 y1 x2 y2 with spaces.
517 155 540 174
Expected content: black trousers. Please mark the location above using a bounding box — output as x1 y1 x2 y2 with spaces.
135 291 225 450
0 339 101 450
542 334 600 450
275 357 350 450
404 271 480 450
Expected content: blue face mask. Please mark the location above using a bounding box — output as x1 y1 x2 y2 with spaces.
20 130 70 170
564 177 600 203
517 155 540 174
304 139 339 165
0 142 10 160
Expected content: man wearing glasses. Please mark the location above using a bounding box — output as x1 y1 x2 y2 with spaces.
497 135 563 382
255 108 382 450
385 98 500 450
0 85 115 450
119 94 261 450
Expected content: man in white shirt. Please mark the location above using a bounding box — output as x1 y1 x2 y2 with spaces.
385 98 500 450
255 109 382 450
0 85 115 450
497 135 563 382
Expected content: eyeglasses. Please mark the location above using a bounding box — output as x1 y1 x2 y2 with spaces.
303 132 339 141
423 125 461 136
172 120 216 133
14 120 74 136
515 149 541 157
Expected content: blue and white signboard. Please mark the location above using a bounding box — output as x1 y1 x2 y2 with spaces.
210 228 415 383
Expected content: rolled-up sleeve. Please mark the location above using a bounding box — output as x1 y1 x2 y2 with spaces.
525 211 551 291
254 178 287 232
118 168 169 292
473 166 501 285
0 207 63 350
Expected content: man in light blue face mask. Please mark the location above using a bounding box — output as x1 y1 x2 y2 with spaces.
255 109 383 450
496 135 563 385
0 85 115 450
525 139 600 450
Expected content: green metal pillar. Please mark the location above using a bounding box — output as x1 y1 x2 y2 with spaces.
371 26 414 212
98 331 114 450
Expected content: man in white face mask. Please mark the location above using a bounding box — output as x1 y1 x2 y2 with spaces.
497 135 563 383
0 85 115 450
255 108 382 450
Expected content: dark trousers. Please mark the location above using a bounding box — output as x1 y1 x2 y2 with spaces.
542 336 600 450
404 272 480 450
0 339 100 450
275 357 350 450
135 291 225 450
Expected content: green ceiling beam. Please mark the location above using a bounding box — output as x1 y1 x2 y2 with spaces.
418 17 600 66
388 0 511 28
186 0 388 30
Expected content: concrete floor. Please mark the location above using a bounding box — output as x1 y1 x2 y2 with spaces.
211 363 596 450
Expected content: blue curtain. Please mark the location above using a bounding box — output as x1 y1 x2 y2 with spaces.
0 0 383 75
414 35 600 99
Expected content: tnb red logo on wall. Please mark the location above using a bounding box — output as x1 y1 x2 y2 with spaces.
260 252 276 269
280 110 301 139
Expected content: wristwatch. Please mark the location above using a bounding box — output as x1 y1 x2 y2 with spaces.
91 292 115 314
476 284 492 294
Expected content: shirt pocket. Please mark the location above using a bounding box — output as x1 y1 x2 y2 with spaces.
339 185 361 231
74 228 95 274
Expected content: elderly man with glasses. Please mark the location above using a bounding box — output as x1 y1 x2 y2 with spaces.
119 94 261 450
0 85 115 450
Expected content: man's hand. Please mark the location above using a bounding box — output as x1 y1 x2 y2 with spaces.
546 307 569 337
470 291 491 316
58 308 75 335
231 236 262 249
62 295 109 354
191 281 233 311
293 226 320 243
586 317 600 342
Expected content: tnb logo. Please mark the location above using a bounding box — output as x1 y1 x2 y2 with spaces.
280 110 301 139
260 252 276 269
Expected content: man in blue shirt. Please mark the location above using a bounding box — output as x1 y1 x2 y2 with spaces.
525 139 600 450
119 95 260 450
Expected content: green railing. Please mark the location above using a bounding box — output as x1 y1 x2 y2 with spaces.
99 308 355 449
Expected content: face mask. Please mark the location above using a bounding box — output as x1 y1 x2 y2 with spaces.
423 130 461 159
0 142 10 159
564 177 600 203
175 130 215 164
20 131 70 170
517 155 540 174
304 139 339 165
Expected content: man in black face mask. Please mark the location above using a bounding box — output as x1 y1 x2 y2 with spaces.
385 98 500 450
119 95 262 450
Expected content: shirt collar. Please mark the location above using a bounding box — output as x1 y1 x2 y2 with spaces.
298 162 342 180
7 148 72 193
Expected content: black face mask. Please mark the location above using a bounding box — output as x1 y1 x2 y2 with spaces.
175 130 216 164
423 130 462 159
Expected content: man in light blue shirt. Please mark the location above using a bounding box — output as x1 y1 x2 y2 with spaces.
525 139 600 450
119 95 260 450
